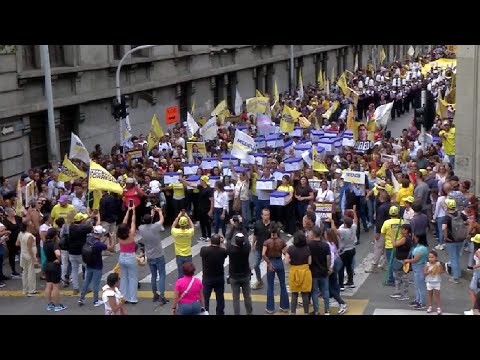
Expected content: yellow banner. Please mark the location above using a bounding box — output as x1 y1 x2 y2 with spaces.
273 81 279 102
211 100 227 117
92 189 102 210
88 161 123 195
317 70 324 90
246 97 270 115
147 114 164 152
58 155 87 182
421 58 457 76
346 104 355 130
280 105 301 133
379 47 386 64
337 72 351 97
343 171 365 184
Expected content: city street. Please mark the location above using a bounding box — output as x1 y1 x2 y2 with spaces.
0 111 473 315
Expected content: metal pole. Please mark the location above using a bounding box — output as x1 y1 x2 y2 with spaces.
40 45 60 167
290 45 295 95
421 89 427 151
115 45 156 146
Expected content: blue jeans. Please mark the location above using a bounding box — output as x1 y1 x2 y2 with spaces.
468 241 475 268
80 267 102 303
385 248 395 284
119 252 138 302
436 217 445 245
256 199 270 221
176 255 192 279
213 208 226 235
241 200 250 226
312 276 330 313
412 262 427 305
177 300 201 315
203 275 225 315
148 256 166 295
329 257 345 305
266 257 289 311
357 196 368 230
297 202 308 222
251 196 258 223
449 155 455 170
446 242 463 279
252 250 263 283
367 196 375 225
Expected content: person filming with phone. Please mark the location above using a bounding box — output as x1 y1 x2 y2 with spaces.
123 178 145 230
171 209 194 278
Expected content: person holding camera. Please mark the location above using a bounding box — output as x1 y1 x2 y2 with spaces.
227 233 253 315
226 215 248 245
171 210 194 278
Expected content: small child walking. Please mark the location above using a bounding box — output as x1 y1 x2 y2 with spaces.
424 250 444 315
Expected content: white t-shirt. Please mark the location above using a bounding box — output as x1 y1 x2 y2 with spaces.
39 223 52 246
316 189 334 203
102 285 123 314
149 180 161 194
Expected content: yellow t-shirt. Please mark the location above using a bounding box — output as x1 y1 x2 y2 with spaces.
373 184 395 198
439 128 455 156
171 228 194 256
322 100 330 110
51 204 77 228
251 173 259 196
381 218 403 249
396 184 414 206
169 183 185 199
277 185 294 193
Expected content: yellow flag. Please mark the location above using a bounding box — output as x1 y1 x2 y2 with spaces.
317 70 324 90
376 161 387 178
379 47 386 64
273 81 279 102
15 179 22 214
58 155 87 182
92 189 102 210
337 72 351 97
247 97 270 114
349 88 359 107
88 161 123 195
280 105 301 133
218 109 231 124
211 100 227 117
331 66 336 84
312 145 328 172
323 101 339 120
256 89 265 98
191 99 196 117
445 88 455 104
346 104 355 130
147 114 164 152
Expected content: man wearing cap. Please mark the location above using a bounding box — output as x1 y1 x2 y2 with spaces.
50 195 76 228
439 120 456 168
78 225 115 306
380 205 403 285
68 212 92 295
171 211 194 279
402 196 415 224
442 199 468 284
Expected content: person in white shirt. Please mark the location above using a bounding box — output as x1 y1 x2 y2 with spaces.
402 197 415 224
70 185 87 213
158 135 173 154
102 273 126 315
316 180 335 229
432 186 448 251
174 133 185 149
213 181 229 236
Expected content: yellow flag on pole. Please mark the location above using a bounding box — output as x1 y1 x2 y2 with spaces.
337 72 351 97
147 114 164 152
58 155 87 182
346 104 355 130
312 145 328 172
379 47 386 64
273 80 279 102
280 105 301 133
92 189 102 210
256 89 265 98
191 99 196 117
88 161 123 195
15 179 23 214
317 70 324 90
246 97 270 115
211 100 227 117
331 66 336 84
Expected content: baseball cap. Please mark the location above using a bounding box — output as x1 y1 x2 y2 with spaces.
200 175 210 186
125 178 135 184
58 195 69 203
389 206 399 216
73 213 88 222
335 169 342 174
445 198 457 210
402 196 415 204
93 225 106 234
178 216 189 227
419 169 428 176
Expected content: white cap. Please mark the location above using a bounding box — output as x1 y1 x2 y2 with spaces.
335 168 342 174
93 225 106 234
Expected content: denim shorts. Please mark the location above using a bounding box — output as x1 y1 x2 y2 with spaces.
470 270 480 291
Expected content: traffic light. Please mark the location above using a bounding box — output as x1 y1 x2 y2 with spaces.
414 107 425 131
112 98 122 120
112 95 129 121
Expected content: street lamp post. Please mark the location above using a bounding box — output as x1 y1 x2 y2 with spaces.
115 45 156 146
290 45 295 95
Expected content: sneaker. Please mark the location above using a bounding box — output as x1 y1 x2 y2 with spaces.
54 304 67 312
439 245 445 250
252 281 263 290
27 291 37 297
194 222 200 228
279 308 289 313
46 303 55 311
389 294 402 299
205 237 210 242
265 309 275 314
78 299 85 305
398 296 410 301
340 286 345 291
198 237 206 242
464 309 474 315
324 312 330 315
434 244 442 250
437 307 442 315
338 304 348 315
15 255 19 262
153 293 160 302
287 233 292 237
467 266 474 272
426 306 433 313
93 300 104 307
409 301 419 307
346 283 356 289
448 278 460 284
159 296 169 305
72 289 80 295
11 271 21 277
0 282 5 288
413 304 426 310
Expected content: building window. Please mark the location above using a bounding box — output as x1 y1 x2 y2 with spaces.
49 45 65 67
178 45 192 52
130 45 149 57
29 113 49 169
265 64 274 98
178 83 188 125
113 45 123 60
59 106 78 158
22 45 39 70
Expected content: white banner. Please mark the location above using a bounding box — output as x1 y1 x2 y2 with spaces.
374 102 394 128
200 117 218 141
186 112 199 137
343 171 365 184
231 130 256 160
235 88 243 115
69 132 90 164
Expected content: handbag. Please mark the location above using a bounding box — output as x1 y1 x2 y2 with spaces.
178 277 195 302
233 195 241 212
403 245 413 273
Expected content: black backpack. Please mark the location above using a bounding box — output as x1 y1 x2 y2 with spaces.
81 236 99 266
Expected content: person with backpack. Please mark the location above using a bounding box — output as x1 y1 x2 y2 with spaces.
68 212 93 295
78 225 115 306
442 198 469 284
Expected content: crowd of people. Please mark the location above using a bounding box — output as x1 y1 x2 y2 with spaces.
0 45 480 315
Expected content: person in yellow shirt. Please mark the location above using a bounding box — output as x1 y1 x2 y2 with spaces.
50 195 76 228
168 170 186 218
439 121 456 169
171 211 194 279
371 179 395 198
381 206 403 286
396 178 414 217
276 175 295 236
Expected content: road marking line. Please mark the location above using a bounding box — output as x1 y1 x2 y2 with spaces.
372 308 458 315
